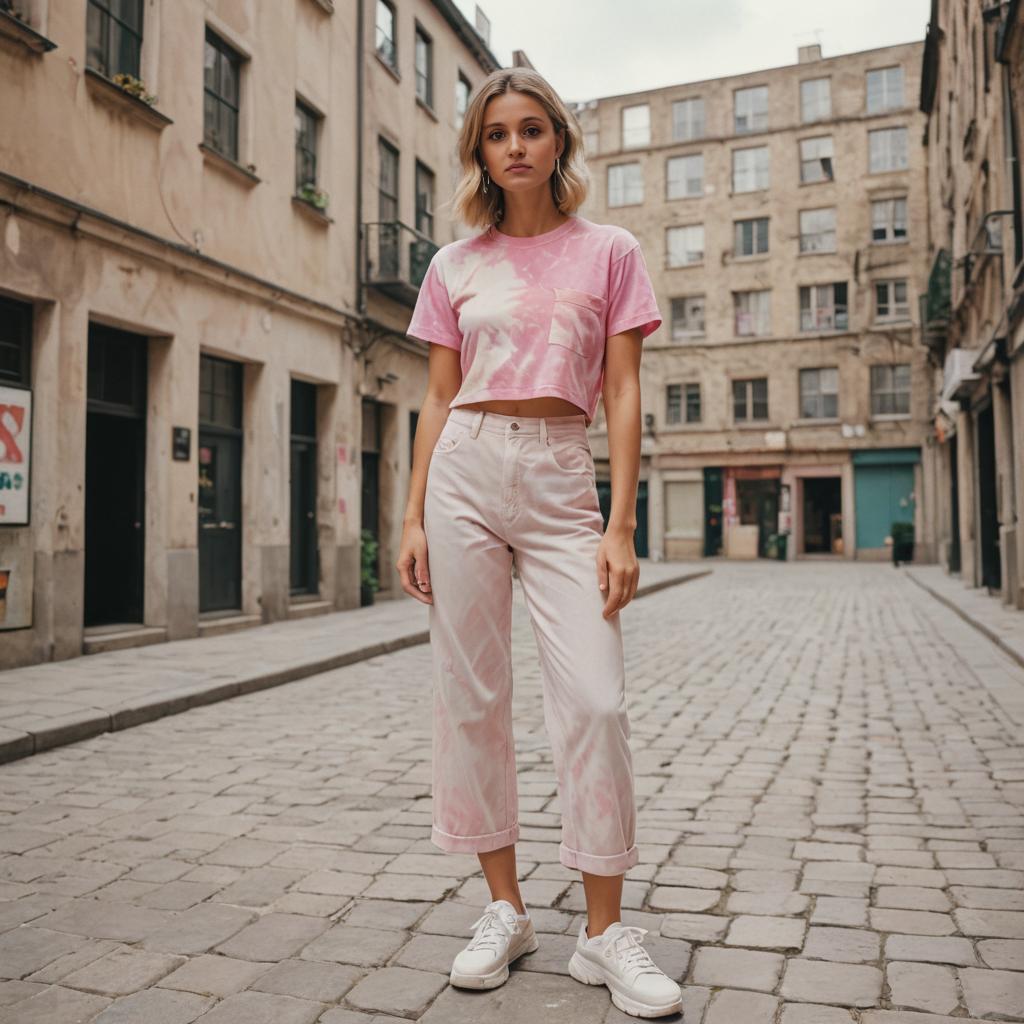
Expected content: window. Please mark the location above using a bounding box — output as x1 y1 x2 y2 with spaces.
295 100 320 193
607 163 643 206
378 138 399 274
622 104 650 148
799 208 837 253
733 290 771 337
735 217 769 257
670 296 705 339
0 297 31 388
667 384 682 424
734 85 768 133
203 29 242 161
666 154 703 199
866 65 904 113
666 384 701 425
870 364 911 416
799 367 839 419
799 283 848 331
86 0 143 79
875 279 910 320
869 127 908 172
672 97 705 141
732 146 770 192
375 0 396 68
733 378 768 422
414 25 432 107
666 225 704 267
871 197 908 242
455 74 470 131
801 77 831 122
415 161 434 239
800 136 834 183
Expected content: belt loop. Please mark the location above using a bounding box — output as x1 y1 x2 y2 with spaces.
470 410 484 438
540 417 549 446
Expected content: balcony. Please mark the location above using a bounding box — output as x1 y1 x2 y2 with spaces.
920 248 951 352
363 220 438 308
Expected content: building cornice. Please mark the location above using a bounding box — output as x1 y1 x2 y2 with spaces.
427 0 501 73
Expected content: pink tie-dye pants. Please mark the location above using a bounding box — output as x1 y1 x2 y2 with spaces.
422 407 639 876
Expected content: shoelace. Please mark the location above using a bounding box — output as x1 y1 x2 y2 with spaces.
467 905 519 952
603 926 662 978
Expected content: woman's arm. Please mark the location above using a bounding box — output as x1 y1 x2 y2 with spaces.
597 327 643 618
397 346 462 602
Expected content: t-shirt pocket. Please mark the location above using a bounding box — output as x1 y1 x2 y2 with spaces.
548 287 606 356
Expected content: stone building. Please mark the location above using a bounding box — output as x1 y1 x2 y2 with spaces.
920 0 1024 609
574 41 936 563
0 0 499 667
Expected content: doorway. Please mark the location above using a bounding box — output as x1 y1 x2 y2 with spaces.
703 467 723 557
976 403 1000 591
736 478 779 558
290 379 319 596
84 324 147 627
948 436 961 573
198 355 243 613
802 476 842 554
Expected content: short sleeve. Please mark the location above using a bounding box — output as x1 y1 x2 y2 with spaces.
606 239 662 340
406 254 462 351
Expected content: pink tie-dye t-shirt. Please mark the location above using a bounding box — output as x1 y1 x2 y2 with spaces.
405 214 662 426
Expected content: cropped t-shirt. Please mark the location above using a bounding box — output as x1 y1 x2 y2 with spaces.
405 214 662 426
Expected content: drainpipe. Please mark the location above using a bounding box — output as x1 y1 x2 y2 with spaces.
355 0 366 316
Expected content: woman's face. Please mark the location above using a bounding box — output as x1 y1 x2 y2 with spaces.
478 91 564 198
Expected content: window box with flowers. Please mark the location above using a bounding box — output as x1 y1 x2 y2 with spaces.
293 182 333 225
0 0 56 53
84 66 172 131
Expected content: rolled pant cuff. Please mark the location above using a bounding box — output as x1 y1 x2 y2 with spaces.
559 841 639 876
431 822 520 854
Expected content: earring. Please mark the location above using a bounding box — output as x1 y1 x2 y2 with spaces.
482 169 490 194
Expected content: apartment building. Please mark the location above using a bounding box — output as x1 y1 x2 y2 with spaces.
920 0 1024 609
0 0 499 667
574 41 935 562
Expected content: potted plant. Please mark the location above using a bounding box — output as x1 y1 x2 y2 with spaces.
111 72 157 105
298 181 330 210
891 521 915 566
360 528 379 606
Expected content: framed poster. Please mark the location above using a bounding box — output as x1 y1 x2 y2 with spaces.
0 385 31 526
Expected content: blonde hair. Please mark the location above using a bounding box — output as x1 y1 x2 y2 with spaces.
448 68 589 230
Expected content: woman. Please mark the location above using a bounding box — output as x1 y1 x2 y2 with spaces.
396 67 682 1019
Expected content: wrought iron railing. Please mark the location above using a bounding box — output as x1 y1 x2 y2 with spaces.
363 220 438 299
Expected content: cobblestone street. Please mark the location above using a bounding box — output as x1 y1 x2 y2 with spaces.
1 562 1023 1023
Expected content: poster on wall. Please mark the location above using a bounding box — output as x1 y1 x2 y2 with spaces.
0 384 31 526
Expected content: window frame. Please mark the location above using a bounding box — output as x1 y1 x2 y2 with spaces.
868 126 909 173
799 282 848 332
415 159 435 240
734 84 768 134
734 217 770 258
375 0 397 70
799 207 837 254
874 278 911 322
670 295 706 340
0 296 32 389
798 366 839 419
607 161 644 207
414 22 432 108
799 135 834 184
732 145 770 193
733 289 772 337
871 196 908 243
672 96 705 142
666 224 705 268
86 0 144 80
800 77 831 123
870 363 911 417
294 98 321 193
203 27 243 162
733 377 769 423
866 65 905 114
621 103 651 149
666 153 704 200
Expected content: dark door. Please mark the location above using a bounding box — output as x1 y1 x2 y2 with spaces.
977 403 1000 590
803 477 842 554
703 467 723 556
290 380 319 595
198 355 243 613
948 435 961 573
84 325 147 626
361 399 382 588
596 479 648 557
738 478 779 558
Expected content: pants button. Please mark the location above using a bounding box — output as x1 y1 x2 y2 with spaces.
510 422 519 430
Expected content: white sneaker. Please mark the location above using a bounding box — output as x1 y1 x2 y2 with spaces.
449 898 538 989
568 920 683 1018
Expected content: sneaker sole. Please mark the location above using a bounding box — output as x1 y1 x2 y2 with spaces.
450 934 540 990
568 951 683 1019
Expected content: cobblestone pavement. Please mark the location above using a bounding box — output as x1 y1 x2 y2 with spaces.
1 562 1022 1024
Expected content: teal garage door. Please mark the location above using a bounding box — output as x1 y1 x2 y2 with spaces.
853 450 918 550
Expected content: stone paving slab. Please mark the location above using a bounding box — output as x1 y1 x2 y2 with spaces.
0 562 1022 1023
0 561 709 764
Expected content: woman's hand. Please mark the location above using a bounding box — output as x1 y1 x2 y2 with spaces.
596 525 639 618
396 521 433 604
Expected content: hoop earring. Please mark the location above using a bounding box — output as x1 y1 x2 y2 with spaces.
482 169 490 194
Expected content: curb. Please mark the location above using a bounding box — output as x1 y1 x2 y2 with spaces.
0 568 710 765
904 568 1024 672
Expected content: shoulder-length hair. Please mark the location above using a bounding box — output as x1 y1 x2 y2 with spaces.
448 68 589 230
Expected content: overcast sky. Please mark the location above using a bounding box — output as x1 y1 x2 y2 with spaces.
453 0 933 104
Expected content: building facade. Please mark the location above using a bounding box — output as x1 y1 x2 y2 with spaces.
0 0 498 667
920 0 1024 609
574 41 936 563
